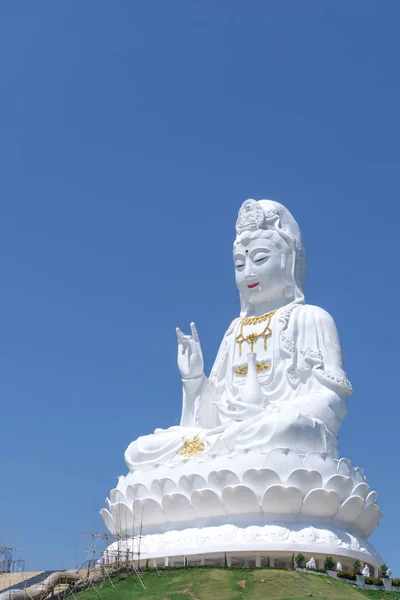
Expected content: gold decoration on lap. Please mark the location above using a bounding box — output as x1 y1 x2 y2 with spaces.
179 435 205 457
234 361 271 376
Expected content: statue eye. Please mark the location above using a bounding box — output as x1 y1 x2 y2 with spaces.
253 254 269 265
235 261 245 271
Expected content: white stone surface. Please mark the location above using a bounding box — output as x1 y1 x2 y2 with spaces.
101 199 383 568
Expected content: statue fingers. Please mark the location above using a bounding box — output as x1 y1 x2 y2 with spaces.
176 328 191 354
176 327 186 340
190 321 200 342
214 402 242 420
229 399 247 410
213 402 231 417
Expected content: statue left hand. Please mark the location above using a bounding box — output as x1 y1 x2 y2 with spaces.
215 398 264 421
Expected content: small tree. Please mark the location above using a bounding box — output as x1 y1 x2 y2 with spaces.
324 556 335 571
295 553 305 568
291 554 295 569
380 563 388 578
267 557 270 568
353 560 362 575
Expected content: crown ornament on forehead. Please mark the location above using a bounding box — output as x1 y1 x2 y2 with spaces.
236 199 279 235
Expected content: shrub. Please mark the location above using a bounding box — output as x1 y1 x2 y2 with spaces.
337 570 356 581
393 578 400 587
353 560 362 575
295 553 305 568
380 563 388 577
324 556 335 571
365 576 383 586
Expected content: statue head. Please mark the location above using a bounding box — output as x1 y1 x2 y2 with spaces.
234 199 306 315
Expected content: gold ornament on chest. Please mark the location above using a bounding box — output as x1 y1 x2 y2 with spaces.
235 309 277 356
234 360 271 377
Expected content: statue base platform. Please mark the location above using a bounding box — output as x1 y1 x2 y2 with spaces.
102 520 382 572
101 448 382 571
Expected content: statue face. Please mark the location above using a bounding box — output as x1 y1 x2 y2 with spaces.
234 230 290 307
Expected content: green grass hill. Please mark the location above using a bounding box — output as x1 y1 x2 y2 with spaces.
75 567 394 600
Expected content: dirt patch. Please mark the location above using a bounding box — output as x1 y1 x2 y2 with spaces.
177 583 199 600
237 579 247 589
184 590 199 600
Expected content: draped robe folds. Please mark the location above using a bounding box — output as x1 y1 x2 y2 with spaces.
124 301 352 471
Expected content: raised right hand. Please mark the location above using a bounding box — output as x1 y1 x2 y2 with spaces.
176 322 204 380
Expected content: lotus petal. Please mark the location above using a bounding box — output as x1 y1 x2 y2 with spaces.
353 467 365 485
132 498 164 526
100 508 117 536
365 491 378 507
363 511 382 538
303 452 337 483
192 489 226 518
324 475 353 502
151 478 177 499
337 458 354 479
301 489 340 518
110 502 134 534
262 485 302 514
355 503 380 537
352 483 370 499
126 483 150 503
242 468 280 498
110 488 125 504
287 469 322 497
179 474 207 496
222 485 260 515
263 449 303 482
162 493 196 523
336 496 365 524
208 470 239 492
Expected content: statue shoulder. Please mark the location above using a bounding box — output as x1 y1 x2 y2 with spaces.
225 316 241 336
291 303 338 330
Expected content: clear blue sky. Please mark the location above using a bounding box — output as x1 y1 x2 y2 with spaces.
0 1 399 572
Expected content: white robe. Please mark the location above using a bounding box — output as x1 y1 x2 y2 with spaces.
124 301 352 470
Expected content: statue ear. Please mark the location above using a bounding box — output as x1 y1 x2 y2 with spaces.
283 251 296 299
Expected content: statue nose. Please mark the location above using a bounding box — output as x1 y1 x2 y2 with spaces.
244 272 256 281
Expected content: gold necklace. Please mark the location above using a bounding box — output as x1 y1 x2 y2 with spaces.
235 309 277 356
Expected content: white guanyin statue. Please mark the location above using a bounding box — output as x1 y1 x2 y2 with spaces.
306 557 316 570
101 199 384 571
125 199 349 466
362 564 371 577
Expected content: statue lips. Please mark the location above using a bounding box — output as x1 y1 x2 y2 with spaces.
247 282 259 289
